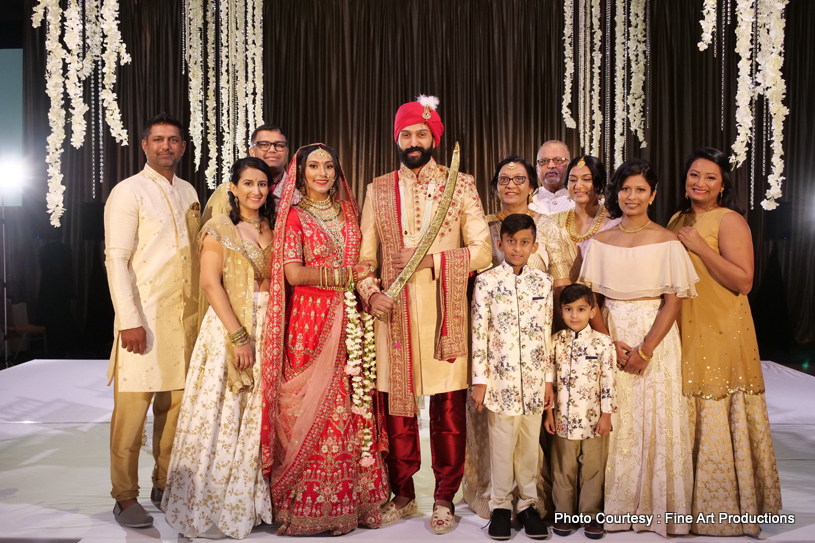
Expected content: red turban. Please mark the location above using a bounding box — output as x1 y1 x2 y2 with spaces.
393 95 444 148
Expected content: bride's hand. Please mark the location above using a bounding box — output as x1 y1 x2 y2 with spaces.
232 343 254 369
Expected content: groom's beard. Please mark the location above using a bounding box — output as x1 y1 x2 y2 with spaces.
398 145 433 170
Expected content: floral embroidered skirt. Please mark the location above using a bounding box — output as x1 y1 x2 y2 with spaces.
603 299 693 537
162 292 272 539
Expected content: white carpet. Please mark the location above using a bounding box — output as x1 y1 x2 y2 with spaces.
0 359 813 542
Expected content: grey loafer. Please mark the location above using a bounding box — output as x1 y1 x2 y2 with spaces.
113 502 154 528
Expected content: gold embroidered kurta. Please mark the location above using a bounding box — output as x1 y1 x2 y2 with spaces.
358 158 491 401
104 165 200 392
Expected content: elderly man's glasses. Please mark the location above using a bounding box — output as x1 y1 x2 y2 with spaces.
537 157 569 167
252 140 288 152
497 176 529 186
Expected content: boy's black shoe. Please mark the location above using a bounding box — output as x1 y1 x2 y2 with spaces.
584 520 604 539
517 507 549 539
488 508 512 540
553 522 572 537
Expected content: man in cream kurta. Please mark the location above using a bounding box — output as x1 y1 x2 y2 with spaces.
357 96 491 533
529 140 574 215
104 114 200 528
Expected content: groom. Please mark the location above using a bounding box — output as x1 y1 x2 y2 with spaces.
357 96 491 534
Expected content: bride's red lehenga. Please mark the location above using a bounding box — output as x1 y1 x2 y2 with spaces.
260 146 389 536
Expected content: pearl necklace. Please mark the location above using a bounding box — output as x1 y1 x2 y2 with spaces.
619 219 652 234
566 205 606 242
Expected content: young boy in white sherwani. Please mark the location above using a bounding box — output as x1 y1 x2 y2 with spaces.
471 213 554 540
544 283 616 539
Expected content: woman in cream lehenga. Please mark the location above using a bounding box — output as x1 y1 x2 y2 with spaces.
550 155 620 282
668 148 781 536
260 144 389 536
579 159 698 537
161 157 275 539
462 155 575 519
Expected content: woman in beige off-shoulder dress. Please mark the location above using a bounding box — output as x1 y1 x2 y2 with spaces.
579 159 698 537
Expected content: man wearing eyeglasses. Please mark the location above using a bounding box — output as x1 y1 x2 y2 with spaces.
529 140 575 215
248 123 289 197
202 124 290 224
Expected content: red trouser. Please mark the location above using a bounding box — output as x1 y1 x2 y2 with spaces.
382 389 467 503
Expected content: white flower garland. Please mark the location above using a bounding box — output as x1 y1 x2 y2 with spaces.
253 0 264 128
590 0 603 156
755 0 789 209
33 0 67 227
204 0 218 189
730 0 756 169
99 0 130 145
186 0 204 172
343 289 377 466
64 1 89 148
627 0 647 148
698 0 718 51
562 0 577 129
612 0 627 167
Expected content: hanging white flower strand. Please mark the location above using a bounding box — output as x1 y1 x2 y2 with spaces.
730 0 756 169
612 0 627 167
562 0 577 128
99 0 130 145
185 0 205 173
590 0 603 156
626 0 648 148
698 0 718 51
63 0 89 148
32 0 67 227
755 0 789 209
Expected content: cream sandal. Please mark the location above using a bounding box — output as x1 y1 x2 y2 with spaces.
381 499 418 525
430 503 456 535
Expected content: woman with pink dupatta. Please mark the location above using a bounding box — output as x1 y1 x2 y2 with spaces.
260 144 389 535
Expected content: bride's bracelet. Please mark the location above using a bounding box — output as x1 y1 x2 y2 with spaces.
637 345 653 362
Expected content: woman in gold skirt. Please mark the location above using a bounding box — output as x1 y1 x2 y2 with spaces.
667 147 782 536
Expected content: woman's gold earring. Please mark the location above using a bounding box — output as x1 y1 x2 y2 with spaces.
685 193 689 199
528 193 533 204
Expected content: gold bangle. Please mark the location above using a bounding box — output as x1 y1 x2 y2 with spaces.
638 346 653 362
228 326 247 341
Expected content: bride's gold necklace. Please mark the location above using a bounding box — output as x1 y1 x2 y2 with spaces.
692 202 719 214
566 205 606 242
299 195 341 222
240 215 262 234
619 219 652 234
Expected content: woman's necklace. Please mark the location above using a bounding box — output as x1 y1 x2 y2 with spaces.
566 205 606 242
619 219 652 234
240 215 262 234
495 209 534 221
691 201 719 214
300 195 341 222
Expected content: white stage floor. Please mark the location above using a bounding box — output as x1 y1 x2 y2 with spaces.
0 359 813 542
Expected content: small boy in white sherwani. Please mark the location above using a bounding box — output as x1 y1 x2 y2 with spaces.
471 214 554 541
544 283 616 540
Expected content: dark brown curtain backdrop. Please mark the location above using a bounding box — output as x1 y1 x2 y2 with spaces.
20 0 815 353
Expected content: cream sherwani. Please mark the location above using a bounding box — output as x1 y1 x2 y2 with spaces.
358 159 491 397
530 187 574 215
104 164 200 501
105 165 200 392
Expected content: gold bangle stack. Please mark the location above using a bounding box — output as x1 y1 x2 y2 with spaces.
318 266 356 290
229 326 249 347
638 345 653 362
